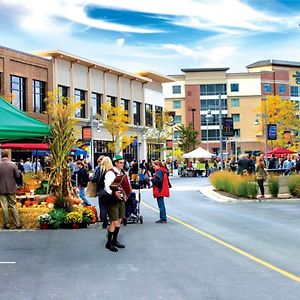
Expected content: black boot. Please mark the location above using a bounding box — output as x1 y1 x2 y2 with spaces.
105 230 118 252
112 227 125 249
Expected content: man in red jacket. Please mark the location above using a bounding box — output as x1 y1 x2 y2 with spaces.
151 160 171 223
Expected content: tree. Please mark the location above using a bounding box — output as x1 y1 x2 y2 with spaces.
256 95 300 149
46 91 82 200
176 123 199 153
100 102 134 155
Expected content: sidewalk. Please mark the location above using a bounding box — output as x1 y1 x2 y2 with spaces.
199 185 300 203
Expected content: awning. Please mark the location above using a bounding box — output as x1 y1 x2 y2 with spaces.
0 97 50 141
183 147 215 159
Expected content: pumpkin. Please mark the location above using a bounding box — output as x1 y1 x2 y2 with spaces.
17 202 22 208
31 201 39 206
24 200 32 207
46 196 55 204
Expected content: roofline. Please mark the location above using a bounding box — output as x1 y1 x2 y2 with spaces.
0 45 52 63
181 67 229 73
247 59 300 69
33 49 151 83
136 70 175 83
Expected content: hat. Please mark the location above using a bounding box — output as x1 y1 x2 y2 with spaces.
113 154 124 162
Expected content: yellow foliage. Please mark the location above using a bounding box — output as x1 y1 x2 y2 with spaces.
100 102 134 154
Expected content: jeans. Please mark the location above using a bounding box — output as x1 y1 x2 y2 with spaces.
79 187 91 206
157 196 167 221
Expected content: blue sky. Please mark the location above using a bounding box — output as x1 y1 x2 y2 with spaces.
0 0 300 75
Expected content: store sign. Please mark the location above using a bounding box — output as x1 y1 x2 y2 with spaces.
293 71 300 84
82 126 91 142
267 124 277 140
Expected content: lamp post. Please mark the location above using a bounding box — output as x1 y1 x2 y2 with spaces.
205 109 212 151
90 106 94 169
218 94 223 170
254 98 268 167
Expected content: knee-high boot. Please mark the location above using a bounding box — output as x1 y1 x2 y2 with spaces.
105 230 118 252
112 227 125 249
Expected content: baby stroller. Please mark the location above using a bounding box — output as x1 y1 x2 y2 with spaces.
123 181 143 225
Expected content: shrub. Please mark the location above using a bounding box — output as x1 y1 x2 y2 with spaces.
48 208 67 229
235 178 249 198
268 176 279 198
247 181 258 199
288 175 300 197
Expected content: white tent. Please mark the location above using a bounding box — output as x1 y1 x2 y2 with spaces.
183 147 215 159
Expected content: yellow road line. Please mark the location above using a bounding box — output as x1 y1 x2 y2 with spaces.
142 201 300 283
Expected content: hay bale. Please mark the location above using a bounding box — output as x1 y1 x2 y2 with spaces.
0 207 51 229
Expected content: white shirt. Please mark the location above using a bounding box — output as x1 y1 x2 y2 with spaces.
104 167 122 195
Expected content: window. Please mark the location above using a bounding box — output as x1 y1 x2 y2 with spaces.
107 95 116 107
145 103 153 126
230 83 239 92
91 93 102 118
120 98 129 113
155 106 163 128
264 83 271 93
201 114 226 126
231 98 239 107
173 100 181 109
11 75 26 111
74 89 86 118
58 85 69 97
234 129 240 137
232 114 240 122
32 80 46 113
279 84 285 94
174 115 182 124
200 99 227 111
133 101 141 125
200 84 226 96
201 129 220 141
291 86 299 97
172 85 181 94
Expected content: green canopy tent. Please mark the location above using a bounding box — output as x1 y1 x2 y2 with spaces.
0 97 50 141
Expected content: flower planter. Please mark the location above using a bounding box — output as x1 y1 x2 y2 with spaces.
72 223 80 229
80 222 88 228
40 224 49 230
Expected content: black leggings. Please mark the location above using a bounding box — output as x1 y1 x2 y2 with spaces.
257 179 264 196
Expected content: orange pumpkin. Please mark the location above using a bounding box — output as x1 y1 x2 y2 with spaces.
24 200 32 207
17 202 22 208
46 196 55 204
31 201 39 206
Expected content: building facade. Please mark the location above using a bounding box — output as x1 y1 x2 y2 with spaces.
0 46 53 124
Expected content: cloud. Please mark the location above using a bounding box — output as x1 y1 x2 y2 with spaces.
116 38 125 47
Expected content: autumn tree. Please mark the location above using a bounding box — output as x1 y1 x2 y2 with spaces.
176 123 199 153
46 90 82 200
100 102 134 155
256 95 300 149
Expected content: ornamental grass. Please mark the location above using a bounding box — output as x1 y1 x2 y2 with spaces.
288 175 300 197
268 176 279 198
210 171 257 199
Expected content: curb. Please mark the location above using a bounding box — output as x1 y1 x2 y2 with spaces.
198 186 300 203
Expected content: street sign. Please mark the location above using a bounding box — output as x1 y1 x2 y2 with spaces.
267 124 277 140
82 126 91 142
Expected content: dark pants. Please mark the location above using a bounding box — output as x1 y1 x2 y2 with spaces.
98 193 108 227
257 179 264 196
157 196 167 221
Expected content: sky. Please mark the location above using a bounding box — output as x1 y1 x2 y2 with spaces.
0 0 300 75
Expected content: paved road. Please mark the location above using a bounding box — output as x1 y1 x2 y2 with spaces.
1 177 300 300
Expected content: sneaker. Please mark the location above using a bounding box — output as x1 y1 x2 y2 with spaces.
155 220 167 224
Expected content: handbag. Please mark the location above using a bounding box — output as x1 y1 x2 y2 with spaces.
110 174 132 201
86 181 97 197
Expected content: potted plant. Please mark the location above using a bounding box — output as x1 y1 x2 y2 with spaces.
64 211 83 229
81 208 95 228
37 213 52 229
48 208 67 229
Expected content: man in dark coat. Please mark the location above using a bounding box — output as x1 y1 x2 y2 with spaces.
0 150 21 229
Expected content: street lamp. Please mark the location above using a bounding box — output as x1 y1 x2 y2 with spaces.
254 98 268 167
218 94 223 170
205 109 212 151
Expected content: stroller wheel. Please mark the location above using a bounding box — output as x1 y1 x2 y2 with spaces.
123 218 127 226
139 216 143 224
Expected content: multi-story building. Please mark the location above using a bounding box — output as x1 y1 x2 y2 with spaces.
163 59 300 156
0 46 53 124
34 50 173 164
